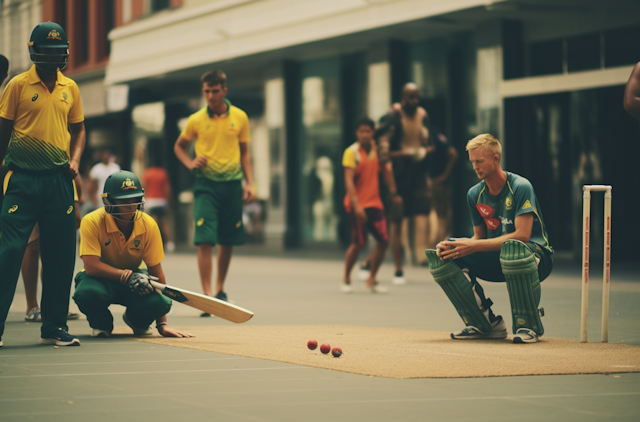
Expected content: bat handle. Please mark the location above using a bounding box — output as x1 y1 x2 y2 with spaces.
149 280 165 291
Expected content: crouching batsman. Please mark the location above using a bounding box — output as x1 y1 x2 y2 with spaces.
425 134 553 344
73 170 193 338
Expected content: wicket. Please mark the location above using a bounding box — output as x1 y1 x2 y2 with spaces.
580 185 612 343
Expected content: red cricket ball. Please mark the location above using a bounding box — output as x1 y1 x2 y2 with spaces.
307 339 318 350
331 347 343 358
320 343 331 354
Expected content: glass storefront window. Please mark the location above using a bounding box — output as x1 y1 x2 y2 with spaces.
300 58 342 242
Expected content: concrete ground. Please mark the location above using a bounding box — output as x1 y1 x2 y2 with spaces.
1 252 639 422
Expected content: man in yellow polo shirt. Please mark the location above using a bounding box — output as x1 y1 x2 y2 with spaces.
174 70 254 309
73 171 192 338
0 22 85 347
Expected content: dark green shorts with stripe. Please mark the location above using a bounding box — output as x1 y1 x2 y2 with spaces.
193 178 245 246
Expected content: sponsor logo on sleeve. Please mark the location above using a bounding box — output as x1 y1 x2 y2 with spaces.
197 218 204 227
522 200 532 210
476 204 495 218
105 239 111 246
67 206 73 214
134 240 141 248
8 205 18 214
32 93 38 101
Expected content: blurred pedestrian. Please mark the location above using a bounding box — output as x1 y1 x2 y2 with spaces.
143 155 174 252
365 83 433 284
174 70 254 312
624 62 640 121
0 22 85 347
90 148 120 196
342 117 401 294
426 128 458 257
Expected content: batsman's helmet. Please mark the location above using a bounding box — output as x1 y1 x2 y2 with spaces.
28 22 69 74
102 171 145 221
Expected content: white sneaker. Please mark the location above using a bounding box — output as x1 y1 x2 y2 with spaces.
513 328 539 344
341 283 353 293
365 283 388 294
392 271 406 285
451 316 507 340
91 328 112 338
358 264 370 280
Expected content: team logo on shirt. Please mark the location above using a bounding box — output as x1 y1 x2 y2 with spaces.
485 218 500 230
32 93 38 101
67 206 73 214
121 178 137 190
105 239 111 246
506 197 513 210
8 205 18 214
476 204 495 218
60 92 69 105
517 318 526 326
197 218 204 226
236 221 242 228
47 30 62 40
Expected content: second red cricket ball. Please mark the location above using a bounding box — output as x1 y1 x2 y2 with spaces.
320 343 331 354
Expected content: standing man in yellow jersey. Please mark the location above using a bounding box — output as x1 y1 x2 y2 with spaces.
0 22 85 347
174 70 254 308
73 171 192 338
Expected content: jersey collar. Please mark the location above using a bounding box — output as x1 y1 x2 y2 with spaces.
27 64 69 86
105 211 148 236
206 98 231 117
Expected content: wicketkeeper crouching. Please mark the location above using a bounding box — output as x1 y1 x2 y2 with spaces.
72 170 193 338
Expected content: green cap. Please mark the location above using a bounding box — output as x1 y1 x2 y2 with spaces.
102 171 145 201
28 22 69 50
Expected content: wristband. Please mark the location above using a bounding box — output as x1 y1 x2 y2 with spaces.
120 269 133 284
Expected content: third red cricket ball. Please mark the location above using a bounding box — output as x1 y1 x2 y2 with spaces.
331 347 343 357
320 343 331 354
307 339 317 350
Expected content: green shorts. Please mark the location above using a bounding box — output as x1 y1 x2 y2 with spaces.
193 178 245 246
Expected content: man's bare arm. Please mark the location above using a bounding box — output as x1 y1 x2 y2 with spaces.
624 62 640 121
239 142 255 202
0 117 14 163
174 135 207 170
68 122 86 179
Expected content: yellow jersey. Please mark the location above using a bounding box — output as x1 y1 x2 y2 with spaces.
180 99 250 181
0 65 84 171
79 208 164 270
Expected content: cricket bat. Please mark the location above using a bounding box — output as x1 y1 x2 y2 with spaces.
149 280 253 323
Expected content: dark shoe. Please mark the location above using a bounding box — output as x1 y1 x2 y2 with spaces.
67 312 80 320
40 328 80 346
215 291 228 302
122 312 152 336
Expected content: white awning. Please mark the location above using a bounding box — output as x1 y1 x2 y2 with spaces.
105 0 494 85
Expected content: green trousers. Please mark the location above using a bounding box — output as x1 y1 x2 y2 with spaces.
73 271 172 332
0 168 76 338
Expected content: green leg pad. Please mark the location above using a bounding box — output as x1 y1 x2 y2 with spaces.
500 240 544 336
425 250 492 333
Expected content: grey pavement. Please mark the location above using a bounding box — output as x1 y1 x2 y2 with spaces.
1 252 639 422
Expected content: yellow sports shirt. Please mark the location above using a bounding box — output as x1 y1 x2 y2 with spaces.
0 65 84 171
79 208 164 271
180 99 250 181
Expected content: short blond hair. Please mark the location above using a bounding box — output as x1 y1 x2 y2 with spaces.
466 133 502 157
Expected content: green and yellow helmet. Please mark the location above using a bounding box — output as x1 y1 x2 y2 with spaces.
101 171 145 221
28 22 69 74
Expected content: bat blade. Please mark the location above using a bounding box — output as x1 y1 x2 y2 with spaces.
150 280 253 323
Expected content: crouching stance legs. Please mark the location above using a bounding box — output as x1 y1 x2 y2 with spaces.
500 240 545 343
425 250 506 340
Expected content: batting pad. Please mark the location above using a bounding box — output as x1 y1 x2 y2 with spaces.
425 250 492 333
123 325 640 379
500 240 544 336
